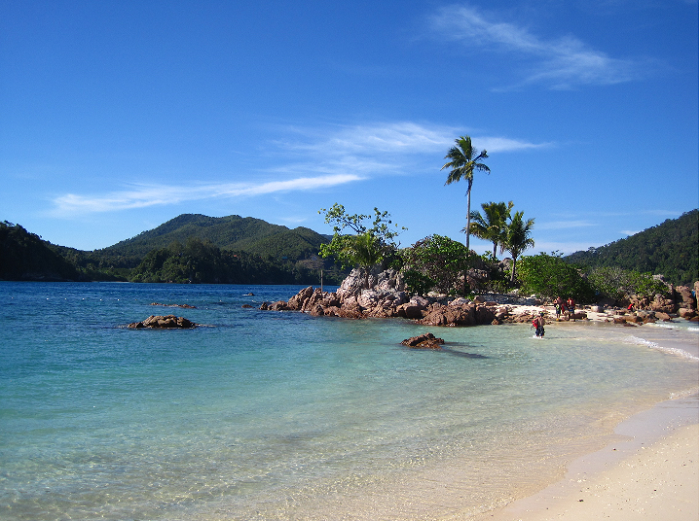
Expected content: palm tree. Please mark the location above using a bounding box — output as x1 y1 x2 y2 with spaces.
441 136 490 252
467 201 514 259
502 211 535 283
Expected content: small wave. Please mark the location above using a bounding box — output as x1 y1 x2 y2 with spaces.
668 387 700 400
624 335 699 361
648 322 700 333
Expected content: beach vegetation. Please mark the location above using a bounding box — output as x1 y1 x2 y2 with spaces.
400 235 472 295
518 252 595 302
441 136 490 252
586 266 670 301
318 204 405 288
467 201 513 260
502 211 535 283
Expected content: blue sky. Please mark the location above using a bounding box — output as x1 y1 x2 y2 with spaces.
1 0 697 256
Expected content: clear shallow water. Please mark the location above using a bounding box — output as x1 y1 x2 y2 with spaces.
0 282 697 521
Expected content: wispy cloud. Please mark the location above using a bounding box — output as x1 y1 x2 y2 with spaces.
50 121 547 215
428 4 643 89
536 219 595 231
621 229 641 236
50 174 363 215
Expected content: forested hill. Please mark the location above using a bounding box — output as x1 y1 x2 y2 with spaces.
1 214 339 284
0 221 80 281
564 209 699 286
99 214 330 262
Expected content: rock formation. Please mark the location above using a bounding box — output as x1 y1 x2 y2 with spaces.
260 268 519 327
127 315 197 329
400 333 445 349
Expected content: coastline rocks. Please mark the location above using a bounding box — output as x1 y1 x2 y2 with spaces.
127 315 197 329
260 268 506 327
401 332 445 349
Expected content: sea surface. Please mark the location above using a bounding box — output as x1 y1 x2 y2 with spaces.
0 282 697 521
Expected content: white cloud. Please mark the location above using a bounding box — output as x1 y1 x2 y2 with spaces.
536 219 595 231
429 4 641 89
621 229 641 236
50 121 546 216
50 174 363 215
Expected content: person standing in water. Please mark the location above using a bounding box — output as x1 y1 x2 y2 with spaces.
534 312 546 338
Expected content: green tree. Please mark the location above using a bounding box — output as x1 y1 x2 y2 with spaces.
503 211 535 283
318 203 405 288
441 136 490 252
401 235 471 295
467 201 513 260
518 252 595 302
586 267 669 302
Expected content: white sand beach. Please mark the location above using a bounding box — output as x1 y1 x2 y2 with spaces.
479 409 698 521
468 312 699 521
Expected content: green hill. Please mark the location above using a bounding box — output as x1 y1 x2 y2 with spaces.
0 221 80 281
564 209 699 286
2 214 339 284
99 214 329 263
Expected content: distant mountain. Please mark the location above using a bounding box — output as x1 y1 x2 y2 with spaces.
99 214 330 262
564 209 699 286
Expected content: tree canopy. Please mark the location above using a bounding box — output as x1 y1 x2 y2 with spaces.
318 204 405 288
441 136 490 251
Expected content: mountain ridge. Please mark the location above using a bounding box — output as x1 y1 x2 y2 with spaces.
564 209 698 286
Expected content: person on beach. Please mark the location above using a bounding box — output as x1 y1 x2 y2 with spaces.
555 296 564 321
534 312 546 337
566 297 575 314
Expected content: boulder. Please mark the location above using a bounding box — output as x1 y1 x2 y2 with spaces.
127 315 197 329
674 286 697 311
677 308 698 319
400 332 445 349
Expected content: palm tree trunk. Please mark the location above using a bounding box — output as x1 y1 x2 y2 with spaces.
465 187 471 251
510 254 517 283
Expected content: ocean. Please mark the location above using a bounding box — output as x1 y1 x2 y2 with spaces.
0 282 697 521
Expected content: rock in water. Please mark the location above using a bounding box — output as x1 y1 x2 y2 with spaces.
400 333 445 349
127 315 197 329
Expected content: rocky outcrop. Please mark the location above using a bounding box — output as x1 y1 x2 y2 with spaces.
260 269 521 327
401 333 445 349
127 315 197 329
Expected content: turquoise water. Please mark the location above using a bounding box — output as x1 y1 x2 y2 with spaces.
0 282 697 520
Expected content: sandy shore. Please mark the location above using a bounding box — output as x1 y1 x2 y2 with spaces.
469 314 699 521
480 410 698 521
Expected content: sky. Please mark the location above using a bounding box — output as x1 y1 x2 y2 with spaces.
1 0 698 257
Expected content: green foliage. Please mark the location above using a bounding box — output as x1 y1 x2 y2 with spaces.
518 252 595 302
400 235 471 295
468 201 513 259
565 209 698 286
502 211 535 282
318 204 404 288
586 267 669 301
441 135 491 251
129 237 324 285
0 221 80 281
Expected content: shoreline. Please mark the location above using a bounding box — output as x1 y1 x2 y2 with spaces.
467 323 699 521
475 396 698 521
